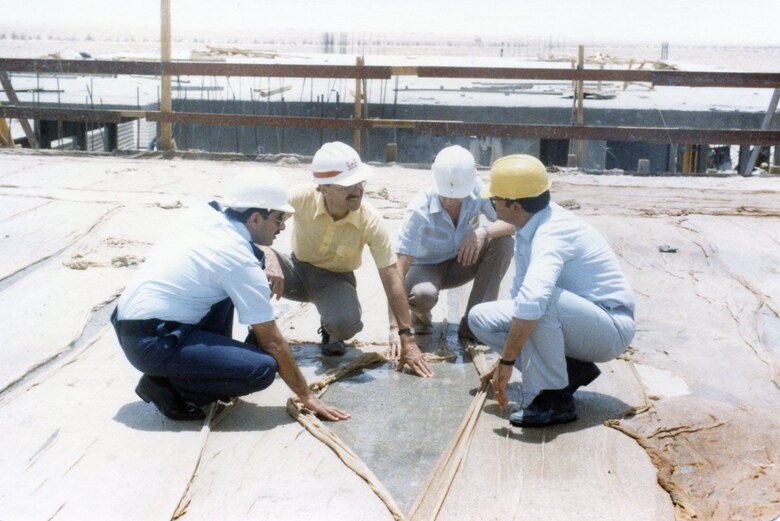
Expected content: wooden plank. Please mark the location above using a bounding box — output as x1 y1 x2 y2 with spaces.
0 71 38 148
744 88 780 175
1 59 779 87
160 0 172 151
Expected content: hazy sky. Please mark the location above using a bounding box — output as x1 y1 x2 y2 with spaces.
1 0 778 45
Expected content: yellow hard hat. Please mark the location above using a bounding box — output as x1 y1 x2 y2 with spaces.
481 154 550 199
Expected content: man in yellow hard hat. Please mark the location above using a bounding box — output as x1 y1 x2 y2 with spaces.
468 154 636 427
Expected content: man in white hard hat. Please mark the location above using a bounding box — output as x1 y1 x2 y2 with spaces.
469 154 636 427
260 141 433 378
394 145 514 340
112 171 350 422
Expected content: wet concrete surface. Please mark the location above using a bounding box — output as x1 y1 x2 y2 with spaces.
325 329 478 514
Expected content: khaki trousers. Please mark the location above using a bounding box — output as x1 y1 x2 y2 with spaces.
405 235 513 326
275 252 362 341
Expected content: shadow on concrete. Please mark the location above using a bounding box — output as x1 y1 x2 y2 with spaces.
114 401 292 432
113 401 205 432
487 391 634 442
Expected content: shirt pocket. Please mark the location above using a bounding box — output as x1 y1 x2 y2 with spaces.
335 243 361 259
467 214 480 231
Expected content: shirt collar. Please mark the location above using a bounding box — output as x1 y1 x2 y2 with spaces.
314 190 362 227
212 200 253 243
518 204 553 241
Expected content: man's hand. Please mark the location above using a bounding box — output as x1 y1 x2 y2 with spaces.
300 393 351 421
480 361 497 388
490 363 513 408
397 336 434 377
263 249 285 300
387 327 401 360
457 227 487 266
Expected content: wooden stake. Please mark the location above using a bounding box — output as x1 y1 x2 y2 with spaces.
354 57 362 155
160 0 173 151
0 72 37 148
744 87 780 176
577 45 584 168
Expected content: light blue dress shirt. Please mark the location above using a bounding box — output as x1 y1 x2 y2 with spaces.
396 183 497 265
511 202 635 320
117 203 274 326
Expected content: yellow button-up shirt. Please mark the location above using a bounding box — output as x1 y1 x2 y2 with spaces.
289 183 396 273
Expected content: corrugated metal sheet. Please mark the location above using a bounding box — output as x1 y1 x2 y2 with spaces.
116 118 158 150
86 128 105 152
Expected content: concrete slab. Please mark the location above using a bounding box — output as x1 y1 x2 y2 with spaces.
0 150 779 521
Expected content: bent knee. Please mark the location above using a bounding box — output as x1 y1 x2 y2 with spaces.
323 319 363 341
248 359 277 391
408 283 439 313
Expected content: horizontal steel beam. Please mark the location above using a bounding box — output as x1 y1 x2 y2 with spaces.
145 111 780 145
3 106 778 145
1 59 778 87
417 67 780 88
0 59 393 79
0 106 140 123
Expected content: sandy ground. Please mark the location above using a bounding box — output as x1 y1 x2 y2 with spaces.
0 149 779 520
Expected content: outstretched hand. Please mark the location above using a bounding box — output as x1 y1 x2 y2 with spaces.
398 337 434 378
300 394 351 421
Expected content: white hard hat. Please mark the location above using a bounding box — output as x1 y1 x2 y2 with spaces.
431 145 477 198
311 141 371 186
223 171 295 213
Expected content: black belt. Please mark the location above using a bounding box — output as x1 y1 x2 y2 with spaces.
111 307 185 337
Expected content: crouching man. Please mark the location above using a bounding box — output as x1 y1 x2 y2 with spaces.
111 171 349 422
469 155 635 427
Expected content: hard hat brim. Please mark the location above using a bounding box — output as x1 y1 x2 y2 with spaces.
312 162 371 186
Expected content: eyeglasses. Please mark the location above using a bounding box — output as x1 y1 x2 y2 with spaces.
268 212 290 226
488 197 504 210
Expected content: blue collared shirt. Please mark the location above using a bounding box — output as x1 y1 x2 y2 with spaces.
117 202 274 326
511 202 635 320
396 183 497 264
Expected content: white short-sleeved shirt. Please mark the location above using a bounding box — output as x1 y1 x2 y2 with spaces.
116 203 274 326
396 183 497 265
511 202 635 320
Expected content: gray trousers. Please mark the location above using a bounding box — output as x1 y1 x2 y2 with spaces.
276 252 362 341
468 287 635 405
405 235 513 325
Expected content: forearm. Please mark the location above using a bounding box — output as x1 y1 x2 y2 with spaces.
387 256 412 328
501 317 539 362
379 263 412 330
484 219 515 239
252 323 312 399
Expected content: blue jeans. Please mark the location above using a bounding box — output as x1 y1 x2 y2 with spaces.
112 299 278 406
468 288 635 405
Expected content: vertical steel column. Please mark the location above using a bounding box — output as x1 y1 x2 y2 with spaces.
576 45 585 167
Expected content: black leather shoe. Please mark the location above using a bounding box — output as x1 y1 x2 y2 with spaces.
509 390 577 427
135 375 206 421
563 357 601 396
318 323 347 356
